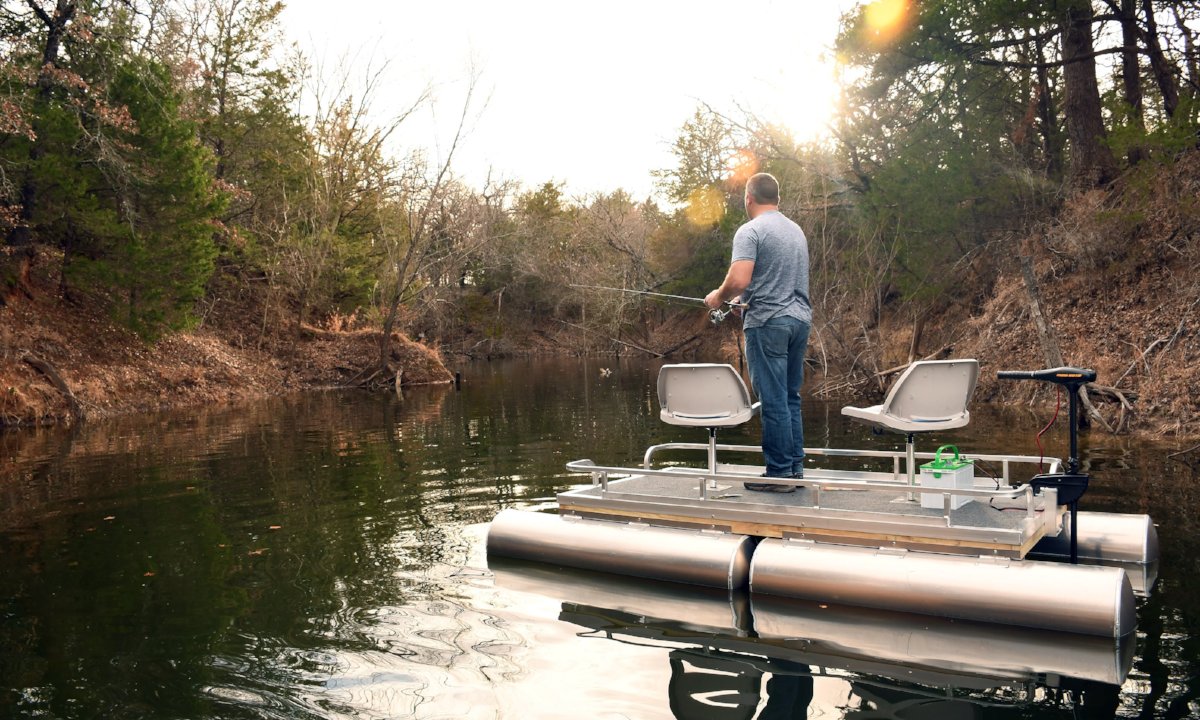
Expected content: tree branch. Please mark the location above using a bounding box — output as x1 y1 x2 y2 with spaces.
973 45 1134 70
23 0 53 26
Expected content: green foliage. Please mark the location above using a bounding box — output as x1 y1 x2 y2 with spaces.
459 292 503 339
652 109 738 205
832 0 1071 303
660 229 731 300
1107 93 1200 162
184 0 309 264
519 181 567 220
0 3 227 338
67 58 226 338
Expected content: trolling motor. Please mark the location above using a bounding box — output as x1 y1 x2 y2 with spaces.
997 366 1097 564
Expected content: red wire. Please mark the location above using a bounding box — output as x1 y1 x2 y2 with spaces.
1035 385 1062 472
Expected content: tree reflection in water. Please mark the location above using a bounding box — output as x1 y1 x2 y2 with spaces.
0 356 1196 718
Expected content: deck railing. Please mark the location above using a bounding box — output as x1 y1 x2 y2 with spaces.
564 444 1061 537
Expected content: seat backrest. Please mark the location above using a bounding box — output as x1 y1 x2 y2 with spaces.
657 364 755 427
882 359 979 422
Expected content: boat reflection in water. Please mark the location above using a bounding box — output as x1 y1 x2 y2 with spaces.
490 558 1134 719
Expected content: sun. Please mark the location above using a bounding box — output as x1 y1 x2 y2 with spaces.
735 3 850 144
773 67 842 143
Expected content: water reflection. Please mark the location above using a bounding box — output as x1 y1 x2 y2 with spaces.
0 356 1197 718
493 558 1133 718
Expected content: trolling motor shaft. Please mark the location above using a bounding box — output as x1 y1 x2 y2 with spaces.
997 366 1097 564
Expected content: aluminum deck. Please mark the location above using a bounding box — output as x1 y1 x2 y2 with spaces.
561 447 1065 559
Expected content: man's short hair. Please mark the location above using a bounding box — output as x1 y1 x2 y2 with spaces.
746 173 780 205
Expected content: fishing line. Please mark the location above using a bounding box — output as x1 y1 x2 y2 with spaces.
570 284 746 325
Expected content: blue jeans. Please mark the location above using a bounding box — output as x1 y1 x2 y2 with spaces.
744 316 810 477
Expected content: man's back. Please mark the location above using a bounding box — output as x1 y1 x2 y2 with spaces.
731 210 811 329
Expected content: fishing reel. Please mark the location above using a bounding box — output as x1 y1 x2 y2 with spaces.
709 302 747 325
709 307 732 324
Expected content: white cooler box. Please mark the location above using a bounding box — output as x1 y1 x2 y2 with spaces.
919 445 974 510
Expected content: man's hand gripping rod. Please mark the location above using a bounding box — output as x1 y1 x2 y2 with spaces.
570 284 746 325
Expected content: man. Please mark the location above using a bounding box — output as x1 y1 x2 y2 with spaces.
704 173 811 492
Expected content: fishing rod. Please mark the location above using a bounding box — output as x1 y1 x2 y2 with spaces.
571 284 746 324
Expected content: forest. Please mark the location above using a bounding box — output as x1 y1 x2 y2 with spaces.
1 0 1199 435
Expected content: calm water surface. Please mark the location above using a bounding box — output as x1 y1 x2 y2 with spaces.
1 357 1198 719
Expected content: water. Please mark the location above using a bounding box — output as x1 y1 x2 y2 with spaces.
1 356 1198 719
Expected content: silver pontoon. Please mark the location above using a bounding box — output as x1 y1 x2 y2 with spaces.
488 361 1158 638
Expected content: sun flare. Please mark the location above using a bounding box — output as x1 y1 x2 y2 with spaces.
684 186 726 227
728 150 760 186
863 0 911 43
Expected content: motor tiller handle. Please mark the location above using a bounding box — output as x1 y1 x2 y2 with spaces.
997 367 1096 388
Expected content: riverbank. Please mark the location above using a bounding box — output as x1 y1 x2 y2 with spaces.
5 184 1200 443
0 248 451 426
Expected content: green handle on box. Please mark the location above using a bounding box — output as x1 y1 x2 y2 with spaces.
932 445 960 467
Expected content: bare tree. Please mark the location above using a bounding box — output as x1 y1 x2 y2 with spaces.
375 68 486 373
267 53 427 335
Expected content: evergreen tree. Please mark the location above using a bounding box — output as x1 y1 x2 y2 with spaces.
96 57 226 336
2 2 226 337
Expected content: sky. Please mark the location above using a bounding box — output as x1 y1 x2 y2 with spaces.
280 0 856 202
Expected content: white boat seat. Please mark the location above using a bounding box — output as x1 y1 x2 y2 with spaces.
658 363 760 428
842 359 979 496
841 359 979 433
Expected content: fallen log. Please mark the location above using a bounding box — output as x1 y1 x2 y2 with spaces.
20 352 86 423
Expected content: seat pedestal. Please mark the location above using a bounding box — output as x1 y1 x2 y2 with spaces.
903 431 917 502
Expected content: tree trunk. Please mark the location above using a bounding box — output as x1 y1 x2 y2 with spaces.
1171 4 1198 136
1141 0 1180 119
1019 257 1064 369
1180 3 1200 106
378 290 401 372
1035 35 1064 180
907 312 926 365
1020 256 1112 432
1119 0 1146 164
1060 0 1117 187
21 352 86 423
9 0 77 247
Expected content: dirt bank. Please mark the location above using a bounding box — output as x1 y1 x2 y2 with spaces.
4 151 1199 443
0 248 451 426
834 154 1200 441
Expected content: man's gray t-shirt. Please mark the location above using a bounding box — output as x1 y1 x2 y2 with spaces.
731 210 811 329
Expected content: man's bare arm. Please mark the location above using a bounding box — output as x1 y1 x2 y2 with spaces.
704 260 754 309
